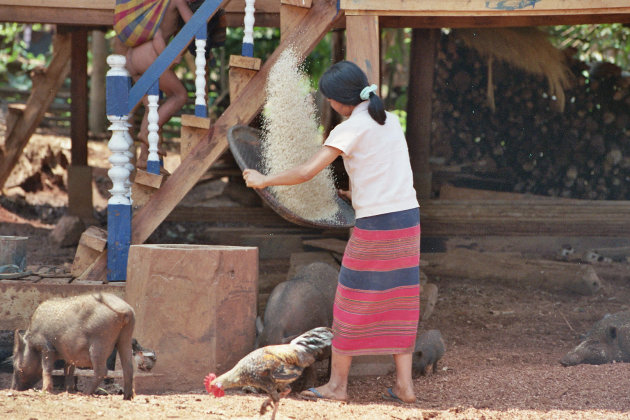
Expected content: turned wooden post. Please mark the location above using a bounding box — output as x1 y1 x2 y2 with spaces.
194 24 208 117
105 54 132 282
242 0 256 57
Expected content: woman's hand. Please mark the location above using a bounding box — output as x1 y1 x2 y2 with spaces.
243 169 268 189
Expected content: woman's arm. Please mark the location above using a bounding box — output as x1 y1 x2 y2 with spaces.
243 145 342 189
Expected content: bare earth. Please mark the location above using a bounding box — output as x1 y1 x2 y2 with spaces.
1 131 630 419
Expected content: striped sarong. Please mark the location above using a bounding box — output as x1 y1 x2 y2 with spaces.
114 0 170 47
332 207 421 356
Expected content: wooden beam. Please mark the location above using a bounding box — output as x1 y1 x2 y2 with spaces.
421 200 630 237
346 15 380 88
378 14 630 28
340 0 630 13
406 28 438 200
0 33 71 189
81 0 342 281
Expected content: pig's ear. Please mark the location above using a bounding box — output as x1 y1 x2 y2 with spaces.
13 330 25 353
606 326 618 342
255 316 264 336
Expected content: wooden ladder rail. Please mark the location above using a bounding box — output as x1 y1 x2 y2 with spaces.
81 0 341 281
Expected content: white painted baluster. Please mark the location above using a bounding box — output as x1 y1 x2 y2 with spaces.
146 81 161 175
195 22 207 117
242 0 256 57
105 54 132 282
108 116 131 205
124 113 135 203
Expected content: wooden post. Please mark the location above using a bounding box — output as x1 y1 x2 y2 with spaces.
69 27 94 219
194 24 208 117
106 55 132 282
89 30 107 134
242 0 256 57
146 81 161 175
346 15 380 89
407 28 438 201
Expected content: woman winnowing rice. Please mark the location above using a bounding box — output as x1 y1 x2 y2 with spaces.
243 60 421 404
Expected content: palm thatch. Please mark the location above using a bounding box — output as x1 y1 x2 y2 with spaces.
454 27 573 112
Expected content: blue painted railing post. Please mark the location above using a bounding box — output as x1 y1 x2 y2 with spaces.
106 54 132 282
194 25 208 117
146 80 161 175
242 0 256 57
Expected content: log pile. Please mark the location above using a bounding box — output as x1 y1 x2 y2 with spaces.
431 32 630 200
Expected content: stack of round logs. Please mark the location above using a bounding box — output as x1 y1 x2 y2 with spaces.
431 33 630 200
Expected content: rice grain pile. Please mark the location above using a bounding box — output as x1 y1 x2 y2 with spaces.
261 48 339 222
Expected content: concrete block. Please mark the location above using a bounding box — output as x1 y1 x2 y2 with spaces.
125 244 258 393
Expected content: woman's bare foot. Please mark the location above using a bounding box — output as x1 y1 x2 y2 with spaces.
300 383 347 402
389 385 416 403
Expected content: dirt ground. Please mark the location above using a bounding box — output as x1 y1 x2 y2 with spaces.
1 130 630 419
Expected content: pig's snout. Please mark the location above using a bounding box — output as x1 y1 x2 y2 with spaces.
134 350 156 372
560 341 610 366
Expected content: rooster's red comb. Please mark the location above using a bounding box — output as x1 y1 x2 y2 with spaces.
204 373 217 393
204 373 225 397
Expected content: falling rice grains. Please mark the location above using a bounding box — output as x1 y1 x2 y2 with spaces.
261 48 338 222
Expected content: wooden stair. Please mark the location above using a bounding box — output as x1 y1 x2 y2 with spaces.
79 0 341 282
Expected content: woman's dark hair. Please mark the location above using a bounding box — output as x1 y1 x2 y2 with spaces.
318 60 386 125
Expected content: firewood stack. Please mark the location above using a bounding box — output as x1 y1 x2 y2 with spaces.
431 32 630 200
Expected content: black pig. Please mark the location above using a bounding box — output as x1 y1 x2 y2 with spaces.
412 329 445 377
561 311 630 366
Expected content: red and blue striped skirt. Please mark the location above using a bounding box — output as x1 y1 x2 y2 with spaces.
332 207 421 356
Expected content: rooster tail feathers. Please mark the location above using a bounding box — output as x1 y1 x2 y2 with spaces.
290 327 333 356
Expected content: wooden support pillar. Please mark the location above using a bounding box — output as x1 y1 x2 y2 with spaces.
280 0 312 42
68 27 94 219
345 15 380 88
89 30 108 134
407 28 438 201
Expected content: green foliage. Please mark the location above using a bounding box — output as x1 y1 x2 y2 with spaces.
0 23 50 89
545 24 630 70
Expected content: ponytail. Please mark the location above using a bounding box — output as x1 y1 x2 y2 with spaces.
319 60 387 125
367 92 386 125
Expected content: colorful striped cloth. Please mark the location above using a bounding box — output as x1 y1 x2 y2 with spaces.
332 207 421 356
114 0 171 47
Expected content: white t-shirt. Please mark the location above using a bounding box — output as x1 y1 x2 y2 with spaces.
324 101 419 219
